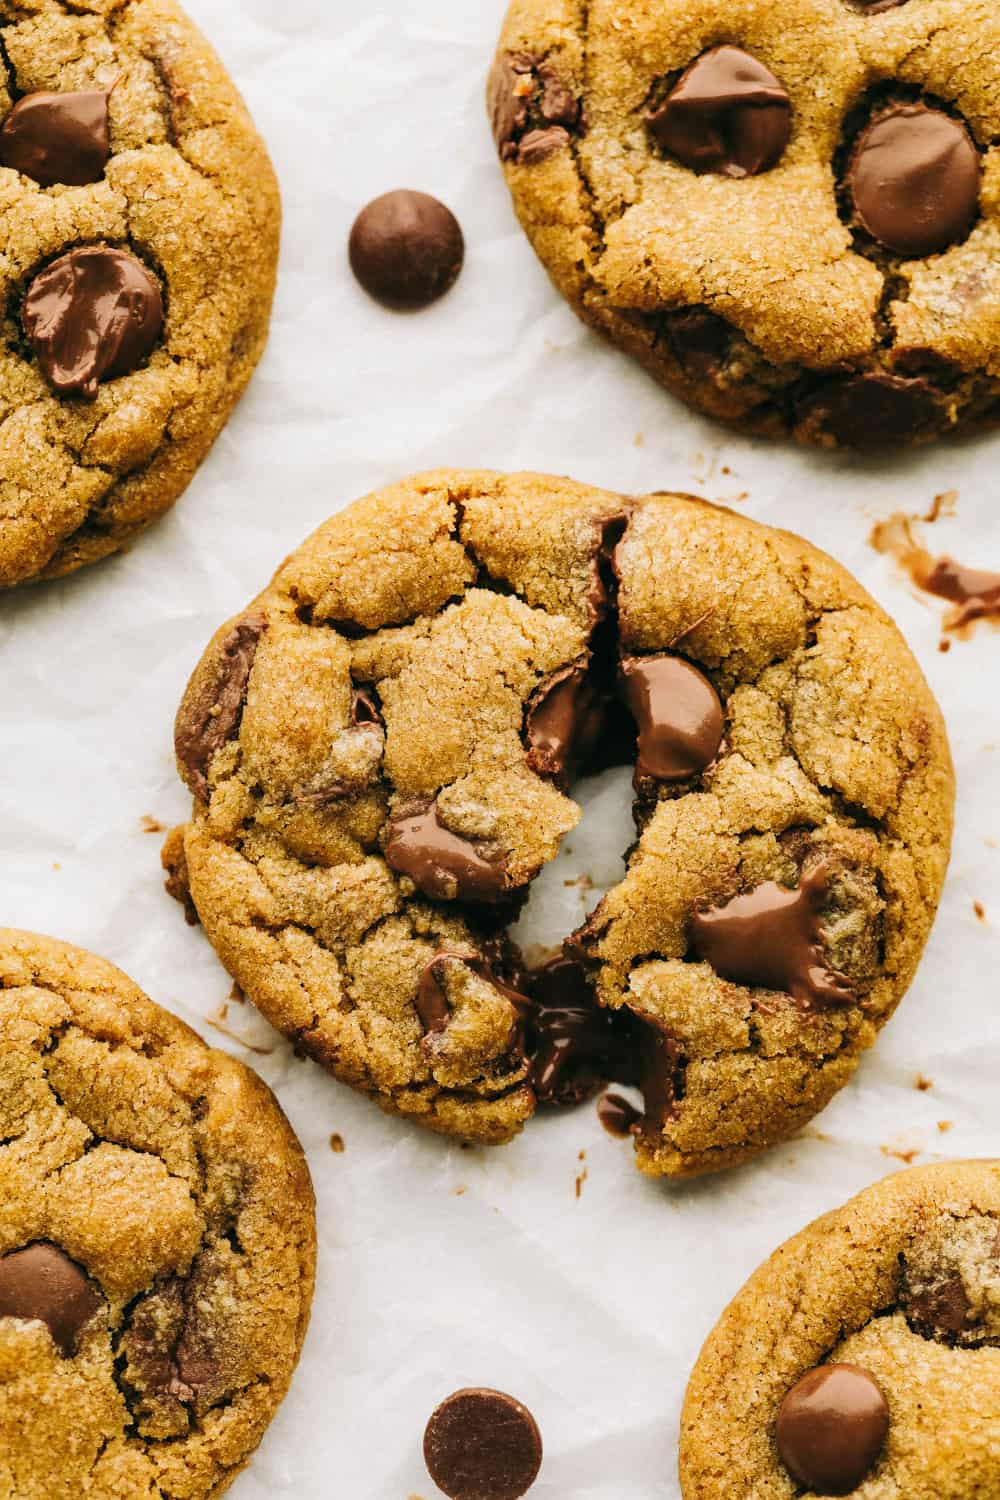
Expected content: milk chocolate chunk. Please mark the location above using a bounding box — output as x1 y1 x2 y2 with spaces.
849 105 980 257
488 53 535 160
517 126 570 165
488 53 580 165
0 1243 102 1357
904 1273 971 1342
525 663 602 781
805 372 941 448
174 614 267 802
416 951 529 1037
619 655 724 782
690 863 856 1009
385 801 509 903
424 1387 543 1500
776 1364 889 1495
664 307 732 378
0 88 111 187
349 190 464 311
647 46 792 178
23 245 163 399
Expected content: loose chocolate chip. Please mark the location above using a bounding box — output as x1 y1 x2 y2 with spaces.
488 53 535 160
803 371 941 448
524 663 602 782
647 46 792 178
690 862 856 1010
349 190 464 311
174 614 268 802
776 1364 889 1495
663 307 732 378
23 245 163 399
849 105 980 257
0 88 112 187
0 1243 102 1357
385 801 509 903
424 1388 543 1500
619 655 724 782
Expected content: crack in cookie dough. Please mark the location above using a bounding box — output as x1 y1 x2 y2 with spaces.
0 0 279 587
0 930 315 1500
681 1161 1000 1497
490 0 1000 447
165 470 953 1178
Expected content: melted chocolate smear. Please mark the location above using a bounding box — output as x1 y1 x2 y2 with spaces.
871 513 1000 634
690 863 856 1010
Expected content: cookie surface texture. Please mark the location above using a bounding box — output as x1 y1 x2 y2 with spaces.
0 0 280 587
0 929 316 1500
489 0 1000 448
167 470 954 1177
681 1161 1000 1497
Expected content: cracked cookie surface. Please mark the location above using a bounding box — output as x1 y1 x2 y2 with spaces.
681 1161 1000 1497
0 929 316 1500
165 469 953 1177
489 0 1000 448
0 0 279 588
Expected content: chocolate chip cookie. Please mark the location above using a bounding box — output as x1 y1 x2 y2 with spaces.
164 469 953 1176
0 929 315 1498
489 1 1000 448
0 0 279 588
681 1161 1000 1496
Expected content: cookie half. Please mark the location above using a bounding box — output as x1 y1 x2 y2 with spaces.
165 469 953 1177
681 1161 1000 1497
0 0 279 587
489 0 1000 448
0 929 315 1500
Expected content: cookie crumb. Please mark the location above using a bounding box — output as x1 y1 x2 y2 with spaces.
939 638 952 653
52 862 61 871
974 901 986 921
329 1133 345 1154
140 813 165 833
575 1164 588 1198
924 490 958 523
453 1184 466 1196
634 431 644 446
915 1074 933 1092
881 1143 921 1165
938 1120 954 1133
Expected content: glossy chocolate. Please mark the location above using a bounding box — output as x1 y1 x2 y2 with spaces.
776 1364 890 1495
690 863 856 1009
647 46 792 178
424 1387 543 1500
525 663 602 781
619 654 724 782
23 245 163 399
349 190 465 311
849 105 980 257
0 87 112 187
416 951 529 1038
385 802 509 903
174 614 267 802
0 1243 102 1357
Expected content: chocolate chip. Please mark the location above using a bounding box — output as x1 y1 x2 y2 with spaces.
636 1020 686 1136
384 801 509 903
586 509 630 624
524 663 602 783
689 862 856 1010
663 307 732 378
0 1243 102 1357
23 245 163 399
174 614 268 802
537 63 580 130
847 0 909 9
903 1273 971 1342
647 46 791 178
802 372 942 448
488 54 535 161
517 126 570 165
619 655 724 782
349 190 464 312
776 1365 889 1495
488 53 580 165
848 105 980 257
424 1388 543 1500
0 88 111 187
416 952 529 1038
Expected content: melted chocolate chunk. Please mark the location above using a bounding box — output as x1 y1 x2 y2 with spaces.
349 190 465 311
524 663 603 782
663 307 732 378
619 655 724 782
524 955 635 1107
903 1274 972 1342
416 951 529 1038
23 245 163 399
174 614 268 802
803 371 942 448
488 54 535 160
647 46 792 178
518 126 570 164
385 801 509 903
689 863 856 1010
0 88 111 187
848 104 980 257
488 52 580 164
424 1388 543 1500
586 509 630 624
776 1364 890 1495
0 1243 102 1357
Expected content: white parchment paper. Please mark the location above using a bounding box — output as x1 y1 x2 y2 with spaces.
2 2 999 1495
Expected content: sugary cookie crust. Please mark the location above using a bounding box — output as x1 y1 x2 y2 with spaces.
681 1161 1000 1498
0 929 316 1500
491 0 1000 446
167 469 954 1177
0 0 280 587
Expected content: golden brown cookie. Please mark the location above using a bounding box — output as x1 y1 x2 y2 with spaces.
165 469 954 1177
488 0 1000 448
0 929 316 1500
681 1161 1000 1497
0 0 280 588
